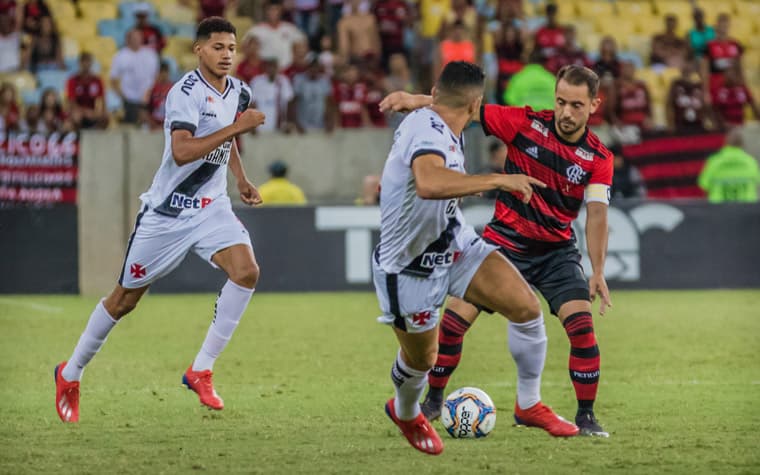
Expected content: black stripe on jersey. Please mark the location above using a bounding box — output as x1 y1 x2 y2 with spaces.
504 159 583 213
223 78 235 99
512 133 591 187
236 87 250 113
401 217 461 278
496 186 567 231
487 223 574 255
118 205 148 285
410 148 446 164
170 121 197 135
153 162 221 217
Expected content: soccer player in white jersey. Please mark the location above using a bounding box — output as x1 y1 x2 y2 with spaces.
54 17 267 423
374 61 579 455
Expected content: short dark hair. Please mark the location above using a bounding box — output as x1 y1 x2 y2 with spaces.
269 160 288 178
196 17 236 41
556 64 600 98
434 61 485 108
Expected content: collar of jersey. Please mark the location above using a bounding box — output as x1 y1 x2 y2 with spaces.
550 117 589 147
195 69 234 98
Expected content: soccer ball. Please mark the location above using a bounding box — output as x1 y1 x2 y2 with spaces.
440 387 496 438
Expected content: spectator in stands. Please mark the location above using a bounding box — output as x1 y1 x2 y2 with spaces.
532 2 565 69
436 20 476 74
334 63 370 128
246 1 305 71
0 82 20 132
588 73 613 127
502 52 554 110
235 35 263 84
38 87 67 132
0 13 22 72
292 57 334 133
21 0 50 35
134 4 165 53
0 0 17 23
698 128 760 203
711 62 759 129
66 52 107 129
373 0 410 70
480 140 506 199
250 57 295 133
650 14 689 70
258 160 307 205
196 0 238 20
593 36 621 79
283 41 310 80
317 34 336 77
293 0 320 45
610 144 645 199
363 62 386 127
338 0 381 65
441 0 478 42
414 0 451 93
23 104 42 132
383 53 413 128
495 22 524 105
667 59 707 133
145 61 172 130
613 61 653 131
701 13 744 102
110 29 159 124
26 15 63 72
546 24 589 74
687 7 715 60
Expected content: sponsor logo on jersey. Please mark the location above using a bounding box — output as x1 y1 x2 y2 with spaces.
180 74 199 96
420 250 461 269
202 111 217 118
526 146 539 158
202 140 232 165
531 119 549 137
575 147 594 161
566 164 587 184
169 192 213 209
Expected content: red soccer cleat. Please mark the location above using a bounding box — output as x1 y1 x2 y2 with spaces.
513 401 579 437
54 361 80 423
385 398 443 455
182 366 224 410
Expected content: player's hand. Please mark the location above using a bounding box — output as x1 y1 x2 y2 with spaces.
379 92 423 113
237 109 266 132
496 174 546 203
589 273 612 316
237 179 262 206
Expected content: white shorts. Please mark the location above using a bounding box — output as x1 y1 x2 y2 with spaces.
373 226 497 333
118 198 252 289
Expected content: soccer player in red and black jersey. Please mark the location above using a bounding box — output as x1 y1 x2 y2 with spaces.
380 64 613 437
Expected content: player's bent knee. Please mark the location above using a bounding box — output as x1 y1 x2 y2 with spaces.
405 348 437 372
509 294 542 324
229 261 259 289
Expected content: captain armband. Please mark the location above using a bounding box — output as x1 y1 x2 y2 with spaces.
584 184 610 205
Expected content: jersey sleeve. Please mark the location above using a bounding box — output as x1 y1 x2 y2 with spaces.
165 86 201 135
405 117 448 167
585 149 614 204
480 104 527 143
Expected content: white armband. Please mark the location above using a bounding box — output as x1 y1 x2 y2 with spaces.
585 184 610 205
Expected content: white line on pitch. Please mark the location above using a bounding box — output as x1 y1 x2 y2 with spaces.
0 298 63 314
484 380 760 387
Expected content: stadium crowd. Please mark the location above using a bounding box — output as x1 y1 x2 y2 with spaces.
0 0 758 136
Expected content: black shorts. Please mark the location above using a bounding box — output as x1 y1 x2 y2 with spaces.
491 241 590 316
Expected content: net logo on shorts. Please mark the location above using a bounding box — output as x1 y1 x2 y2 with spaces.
420 250 461 269
169 192 213 210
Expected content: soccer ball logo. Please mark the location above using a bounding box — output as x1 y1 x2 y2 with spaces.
440 387 496 438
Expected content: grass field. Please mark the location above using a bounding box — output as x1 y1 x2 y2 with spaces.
1 290 759 474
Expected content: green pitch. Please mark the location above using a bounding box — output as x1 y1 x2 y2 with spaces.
1 290 759 474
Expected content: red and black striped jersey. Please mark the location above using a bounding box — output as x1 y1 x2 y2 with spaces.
480 104 613 255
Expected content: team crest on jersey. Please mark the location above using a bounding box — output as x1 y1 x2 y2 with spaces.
531 119 549 137
566 164 588 185
575 147 594 161
206 96 215 103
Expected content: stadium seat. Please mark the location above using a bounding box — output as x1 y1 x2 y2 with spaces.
576 0 615 18
578 31 603 53
172 22 196 39
735 1 760 17
60 19 98 39
21 88 42 106
48 0 77 21
653 1 693 33
595 17 637 42
79 0 118 21
97 19 129 47
162 55 181 82
118 1 155 19
626 34 652 63
615 1 654 18
165 37 194 59
62 36 80 59
36 70 71 94
157 2 195 24
0 71 37 94
659 67 681 93
229 16 254 36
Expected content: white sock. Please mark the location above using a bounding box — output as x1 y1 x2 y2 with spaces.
192 280 254 371
508 313 547 410
61 300 117 382
391 350 428 420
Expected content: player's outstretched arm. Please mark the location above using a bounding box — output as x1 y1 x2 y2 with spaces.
379 92 433 114
586 201 612 315
171 109 265 166
413 154 545 201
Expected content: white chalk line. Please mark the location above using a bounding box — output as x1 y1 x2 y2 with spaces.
0 297 64 314
483 380 760 387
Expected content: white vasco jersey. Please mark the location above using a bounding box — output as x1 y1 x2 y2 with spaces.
376 107 469 280
139 69 253 218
